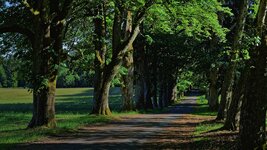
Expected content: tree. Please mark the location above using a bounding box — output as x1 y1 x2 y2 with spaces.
216 0 249 120
239 0 267 149
0 0 73 128
120 11 134 111
91 0 156 115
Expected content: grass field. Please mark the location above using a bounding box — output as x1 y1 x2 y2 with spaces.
0 88 129 146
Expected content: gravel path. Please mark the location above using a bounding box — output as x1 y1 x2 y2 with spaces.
17 95 205 150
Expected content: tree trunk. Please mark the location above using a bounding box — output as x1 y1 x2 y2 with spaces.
164 83 169 106
240 57 267 149
217 61 235 120
28 5 54 128
92 0 148 114
121 11 134 111
158 76 164 109
92 59 122 115
121 51 134 111
208 67 219 110
143 46 153 109
152 77 158 108
217 0 248 120
152 48 158 108
133 28 146 110
92 3 112 115
169 80 177 104
239 1 267 149
28 77 57 128
92 78 112 115
223 70 246 130
144 81 153 109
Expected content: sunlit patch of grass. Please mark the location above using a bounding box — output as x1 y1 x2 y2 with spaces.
0 112 114 144
193 95 217 116
194 122 223 136
0 88 124 146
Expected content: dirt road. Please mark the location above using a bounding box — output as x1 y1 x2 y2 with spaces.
17 95 209 150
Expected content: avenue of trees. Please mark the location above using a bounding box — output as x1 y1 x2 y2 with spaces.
0 0 267 149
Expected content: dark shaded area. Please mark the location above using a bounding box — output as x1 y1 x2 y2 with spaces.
3 143 189 150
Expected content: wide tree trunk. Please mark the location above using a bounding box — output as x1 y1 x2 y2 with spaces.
92 78 112 115
92 58 122 115
240 57 267 149
26 0 72 128
28 76 57 128
239 1 267 149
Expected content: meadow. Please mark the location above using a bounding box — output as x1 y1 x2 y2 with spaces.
0 88 127 146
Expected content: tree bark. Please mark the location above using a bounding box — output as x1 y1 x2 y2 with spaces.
152 67 158 108
168 78 178 104
158 74 165 109
121 53 134 111
28 0 67 127
121 11 134 111
223 70 246 130
28 76 57 128
216 0 248 120
239 45 267 149
239 0 267 149
92 77 112 115
133 26 146 110
92 1 154 114
216 63 235 120
91 3 111 115
208 67 219 110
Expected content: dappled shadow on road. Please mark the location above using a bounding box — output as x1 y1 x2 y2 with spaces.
15 114 204 150
8 91 234 150
12 95 205 150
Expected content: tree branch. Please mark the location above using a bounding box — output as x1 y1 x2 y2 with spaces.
0 24 34 43
119 0 156 57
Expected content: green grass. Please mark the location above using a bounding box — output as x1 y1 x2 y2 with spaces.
193 95 223 142
0 87 132 146
193 95 217 116
194 122 223 136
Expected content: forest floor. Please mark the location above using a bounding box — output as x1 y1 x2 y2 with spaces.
13 93 238 150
